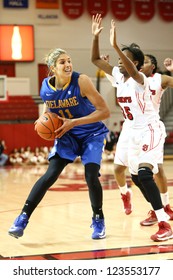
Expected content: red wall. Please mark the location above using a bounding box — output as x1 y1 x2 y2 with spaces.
0 123 54 154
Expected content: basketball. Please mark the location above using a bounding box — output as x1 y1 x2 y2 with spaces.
35 112 63 141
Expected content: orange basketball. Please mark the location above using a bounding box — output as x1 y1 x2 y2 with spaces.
35 112 63 141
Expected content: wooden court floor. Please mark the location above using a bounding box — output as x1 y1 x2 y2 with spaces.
0 159 173 260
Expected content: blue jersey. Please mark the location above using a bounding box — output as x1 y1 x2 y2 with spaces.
40 71 108 139
40 71 108 164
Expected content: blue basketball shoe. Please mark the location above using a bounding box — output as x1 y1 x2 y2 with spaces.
91 217 106 239
8 213 28 239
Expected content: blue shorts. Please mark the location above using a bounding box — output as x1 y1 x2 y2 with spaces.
48 132 107 166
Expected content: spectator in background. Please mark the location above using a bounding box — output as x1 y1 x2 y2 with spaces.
0 140 8 166
9 148 24 166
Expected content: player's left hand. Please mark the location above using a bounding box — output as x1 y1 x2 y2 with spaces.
164 58 173 72
55 116 75 138
92 13 104 37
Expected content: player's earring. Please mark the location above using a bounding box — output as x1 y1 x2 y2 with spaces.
50 66 55 73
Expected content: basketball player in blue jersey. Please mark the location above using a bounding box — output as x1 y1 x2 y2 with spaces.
91 13 173 241
8 48 110 240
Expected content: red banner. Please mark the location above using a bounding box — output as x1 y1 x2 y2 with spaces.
111 0 131 21
87 0 108 17
62 0 84 19
134 0 155 21
35 0 59 9
158 0 173 22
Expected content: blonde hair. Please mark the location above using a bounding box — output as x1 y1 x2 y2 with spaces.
44 48 67 69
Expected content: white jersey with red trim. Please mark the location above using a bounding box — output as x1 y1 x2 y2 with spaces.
112 66 159 129
148 72 164 115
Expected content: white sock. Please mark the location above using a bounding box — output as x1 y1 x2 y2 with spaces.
160 192 169 207
155 208 169 223
119 184 128 195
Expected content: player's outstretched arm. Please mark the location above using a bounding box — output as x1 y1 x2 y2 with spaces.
161 58 173 89
91 14 113 75
110 19 144 85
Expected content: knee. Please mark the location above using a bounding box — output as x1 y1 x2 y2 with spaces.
131 174 140 186
138 166 153 184
85 171 98 185
157 165 165 178
44 168 60 184
85 163 99 185
114 164 126 175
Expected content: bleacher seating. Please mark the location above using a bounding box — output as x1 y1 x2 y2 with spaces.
0 96 39 122
165 131 173 144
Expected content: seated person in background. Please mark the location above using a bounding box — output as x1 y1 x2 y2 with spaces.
29 147 48 165
9 148 23 166
0 140 8 166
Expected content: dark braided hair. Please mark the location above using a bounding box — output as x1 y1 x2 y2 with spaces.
121 43 144 71
145 54 158 74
